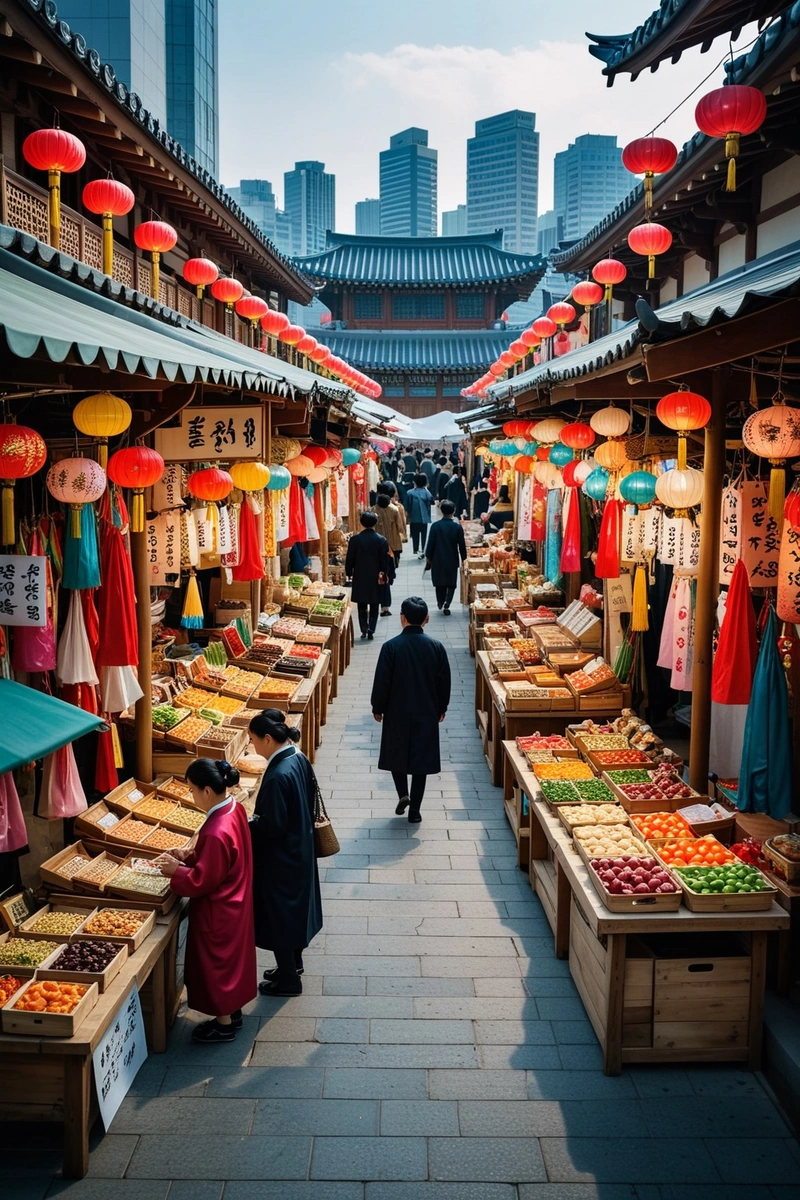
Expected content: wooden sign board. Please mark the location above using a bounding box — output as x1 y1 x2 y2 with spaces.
155 407 264 461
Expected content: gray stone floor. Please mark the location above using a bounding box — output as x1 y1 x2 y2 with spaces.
5 548 800 1199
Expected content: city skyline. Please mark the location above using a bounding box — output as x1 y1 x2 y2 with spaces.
217 1 753 234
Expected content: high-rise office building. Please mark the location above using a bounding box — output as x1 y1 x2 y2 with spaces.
355 199 381 236
466 111 539 254
57 1 219 174
226 178 293 254
553 134 635 242
379 129 437 237
442 205 467 237
284 161 336 256
537 209 564 257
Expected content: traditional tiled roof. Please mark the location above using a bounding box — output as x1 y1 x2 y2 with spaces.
295 233 546 289
315 328 518 371
587 0 784 84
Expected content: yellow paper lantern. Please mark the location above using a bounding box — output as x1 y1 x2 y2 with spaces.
229 461 271 493
72 393 132 468
594 440 629 471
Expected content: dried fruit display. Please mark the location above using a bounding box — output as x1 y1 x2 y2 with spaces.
75 857 120 885
141 827 190 852
29 911 85 936
0 938 59 967
533 761 594 780
82 910 148 937
113 819 153 844
166 807 205 831
48 940 120 972
0 975 21 1005
173 687 218 711
579 734 630 750
168 716 213 745
134 796 178 822
13 980 88 1012
258 677 298 701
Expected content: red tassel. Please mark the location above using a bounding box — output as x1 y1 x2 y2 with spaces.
596 499 623 578
560 488 582 574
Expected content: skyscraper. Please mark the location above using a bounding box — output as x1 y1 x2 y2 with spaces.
226 179 293 255
379 129 438 237
284 161 336 256
56 1 219 174
442 205 467 236
554 134 635 242
355 199 381 236
466 111 539 253
537 210 564 257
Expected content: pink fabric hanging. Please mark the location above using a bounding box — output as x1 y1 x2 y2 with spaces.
12 527 57 672
286 479 308 547
560 488 582 574
671 577 694 692
596 500 623 579
39 742 87 820
0 772 28 854
531 482 547 542
657 576 678 671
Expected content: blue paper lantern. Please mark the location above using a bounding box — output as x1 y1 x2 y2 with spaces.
619 470 657 507
266 464 291 491
549 442 574 467
341 448 361 466
521 441 538 456
583 467 610 501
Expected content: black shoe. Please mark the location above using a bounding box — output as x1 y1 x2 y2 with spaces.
380 610 391 617
192 1018 235 1044
443 608 451 616
395 795 410 815
367 632 374 640
263 965 304 980
259 978 302 997
360 632 368 640
231 1008 243 1029
408 811 422 824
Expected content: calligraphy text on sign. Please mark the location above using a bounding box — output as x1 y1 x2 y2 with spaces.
92 984 148 1129
0 555 46 626
155 407 264 462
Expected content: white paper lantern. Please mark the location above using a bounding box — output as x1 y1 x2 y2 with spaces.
590 406 630 438
655 466 704 510
534 461 564 489
572 459 593 485
532 418 566 444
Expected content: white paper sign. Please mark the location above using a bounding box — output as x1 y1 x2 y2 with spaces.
152 463 185 513
92 984 148 1129
155 407 264 461
719 484 741 584
607 573 633 613
146 513 180 586
0 555 47 626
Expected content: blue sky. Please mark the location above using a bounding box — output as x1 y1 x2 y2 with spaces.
219 1 749 230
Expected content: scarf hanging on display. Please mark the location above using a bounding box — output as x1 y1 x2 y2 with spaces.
738 607 792 816
596 499 623 578
180 507 199 569
101 664 143 714
263 493 276 557
97 521 138 667
94 719 119 794
544 489 563 586
231 496 265 582
709 558 758 780
0 772 28 854
516 475 534 542
57 589 99 687
559 487 582 575
217 503 234 557
304 487 320 541
335 469 349 519
657 575 679 672
286 478 308 546
62 503 101 590
777 522 800 621
276 487 291 541
719 483 741 584
39 742 87 820
670 577 695 692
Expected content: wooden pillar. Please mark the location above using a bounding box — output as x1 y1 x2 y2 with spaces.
250 579 261 631
348 468 358 533
131 526 153 782
688 370 726 794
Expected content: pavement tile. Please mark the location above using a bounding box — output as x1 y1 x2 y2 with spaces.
429 1069 528 1100
323 977 368 995
366 1187 515 1200
251 1098 378 1136
640 1095 790 1138
128 1135 312 1180
310 1136 427 1181
316 1018 371 1042
109 1096 256 1134
429 1136 547 1182
165 1185 223 1200
45 1185 168 1200
366 978 475 997
380 1099 460 1136
203 1067 324 1098
458 1098 645 1137
86 1134 139 1178
704 1138 800 1184
527 1070 637 1100
369 1019 474 1044
323 1069 428 1100
540 1137 720 1183
224 1186 363 1200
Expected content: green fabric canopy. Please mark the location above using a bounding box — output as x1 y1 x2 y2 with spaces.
0 679 105 774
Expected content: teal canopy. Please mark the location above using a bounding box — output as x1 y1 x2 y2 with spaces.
0 679 105 775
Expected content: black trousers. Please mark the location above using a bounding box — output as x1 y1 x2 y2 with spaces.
391 771 427 814
410 523 427 553
274 948 304 980
358 602 379 634
435 585 456 610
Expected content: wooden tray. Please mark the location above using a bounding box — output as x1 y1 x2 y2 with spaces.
37 941 129 993
155 776 195 805
18 903 98 943
38 842 94 891
762 837 800 884
558 804 627 834
131 795 180 824
105 814 157 848
670 869 778 912
105 778 157 813
74 800 123 840
78 906 156 949
1 979 99 1036
583 857 683 913
574 826 648 864
0 933 62 978
646 835 733 868
71 851 127 894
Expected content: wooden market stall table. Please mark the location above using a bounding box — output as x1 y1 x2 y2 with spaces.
326 605 353 703
0 901 184 1178
287 648 331 762
500 740 791 1076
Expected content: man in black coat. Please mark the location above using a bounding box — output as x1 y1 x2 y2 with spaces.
345 511 391 640
370 595 451 823
424 500 467 614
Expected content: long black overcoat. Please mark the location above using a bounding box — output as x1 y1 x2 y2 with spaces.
345 528 390 605
425 517 467 588
445 475 468 515
371 626 451 775
250 746 323 952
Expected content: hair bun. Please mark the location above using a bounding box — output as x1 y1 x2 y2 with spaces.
220 759 240 788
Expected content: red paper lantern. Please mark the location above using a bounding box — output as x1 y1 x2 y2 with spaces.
547 302 576 328
592 258 627 303
657 389 712 469
499 351 517 368
260 310 290 336
280 324 305 346
0 425 47 545
627 222 672 279
489 362 506 377
785 488 800 534
83 179 134 272
188 467 233 502
107 446 165 532
303 446 329 467
562 460 581 488
211 277 244 308
572 281 603 310
183 257 219 298
532 316 557 339
509 339 529 358
560 422 596 450
695 85 767 192
23 128 86 252
520 328 541 348
296 334 318 354
536 445 551 461
235 295 269 322
134 220 177 254
310 345 331 364
621 137 678 208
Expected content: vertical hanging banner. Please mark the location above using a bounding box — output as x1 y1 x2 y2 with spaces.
621 509 646 564
719 484 741 584
741 480 780 586
642 508 661 553
678 518 700 575
658 515 681 565
777 523 800 622
0 556 47 626
146 513 180 586
152 463 184 513
531 482 547 542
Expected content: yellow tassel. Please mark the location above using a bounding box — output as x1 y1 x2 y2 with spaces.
97 440 108 470
644 173 653 210
631 564 649 632
769 463 785 525
207 504 220 554
677 435 687 471
648 255 655 280
181 570 205 629
132 490 144 534
111 721 124 769
71 505 82 539
725 133 739 192
2 483 14 546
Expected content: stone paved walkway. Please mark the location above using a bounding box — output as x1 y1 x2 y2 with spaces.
6 550 800 1199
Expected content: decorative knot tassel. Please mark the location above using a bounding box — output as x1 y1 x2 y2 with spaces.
131 490 145 534
70 505 82 538
769 463 786 525
677 434 687 471
725 133 739 192
97 441 108 470
644 172 653 210
1 483 14 546
181 570 204 630
631 564 649 632
648 254 655 279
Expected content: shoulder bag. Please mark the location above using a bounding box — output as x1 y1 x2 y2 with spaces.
310 765 340 858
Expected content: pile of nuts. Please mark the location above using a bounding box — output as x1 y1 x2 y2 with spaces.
142 827 189 851
29 910 85 936
108 869 170 896
0 938 58 966
82 909 147 938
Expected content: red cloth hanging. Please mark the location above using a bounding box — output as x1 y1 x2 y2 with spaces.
531 483 547 542
97 521 138 667
81 590 100 663
59 682 99 715
596 499 623 578
560 488 582 573
286 478 308 547
711 557 758 705
231 499 265 581
94 723 119 793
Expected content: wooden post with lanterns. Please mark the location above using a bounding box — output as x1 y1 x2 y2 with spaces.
688 371 726 794
131 524 153 782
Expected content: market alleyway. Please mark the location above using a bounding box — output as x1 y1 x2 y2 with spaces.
8 553 800 1199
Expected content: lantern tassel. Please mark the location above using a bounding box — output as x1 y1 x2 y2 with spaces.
70 505 82 539
677 434 687 472
648 254 655 280
725 133 739 192
131 490 145 534
97 440 108 470
644 172 653 211
48 168 61 250
631 564 649 632
769 463 785 525
181 570 204 629
749 371 758 409
1 483 14 546
102 212 113 276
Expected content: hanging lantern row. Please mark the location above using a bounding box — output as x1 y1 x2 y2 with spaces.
107 446 165 533
655 389 712 470
0 425 47 545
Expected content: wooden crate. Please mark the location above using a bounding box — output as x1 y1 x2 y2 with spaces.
652 942 751 1051
74 801 123 840
18 903 98 943
582 858 683 913
558 804 627 835
78 906 156 950
37 942 128 993
105 778 157 813
1 979 99 1037
71 851 126 895
104 814 157 849
39 843 94 891
671 871 777 913
0 932 62 978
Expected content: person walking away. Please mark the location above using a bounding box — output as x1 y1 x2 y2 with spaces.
249 710 322 997
472 476 491 520
345 510 391 639
424 499 466 614
373 489 407 563
156 758 256 1043
445 466 469 518
483 484 514 532
437 460 453 502
403 448 418 474
419 450 436 487
407 474 433 557
371 595 451 823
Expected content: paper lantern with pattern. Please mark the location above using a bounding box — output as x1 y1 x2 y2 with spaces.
47 457 106 537
107 446 165 531
0 425 47 544
742 399 800 522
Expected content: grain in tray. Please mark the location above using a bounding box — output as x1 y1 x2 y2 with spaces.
114 819 154 843
0 938 59 967
75 856 120 886
141 827 190 852
28 911 85 936
165 806 205 832
56 854 91 879
134 796 178 822
107 868 170 896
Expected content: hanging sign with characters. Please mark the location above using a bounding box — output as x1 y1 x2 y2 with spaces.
741 480 780 585
718 484 741 584
0 555 47 625
777 523 800 622
155 407 264 462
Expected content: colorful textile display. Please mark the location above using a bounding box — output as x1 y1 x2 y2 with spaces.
62 503 101 589
738 607 792 817
544 488 563 585
97 521 138 667
12 525 56 672
596 499 623 578
0 771 28 853
39 742 87 820
709 558 758 778
560 487 582 574
231 496 264 582
57 590 99 687
286 478 308 547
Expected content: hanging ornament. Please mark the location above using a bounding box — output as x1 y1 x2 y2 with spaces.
211 276 244 310
181 569 205 629
134 221 178 300
571 282 603 311
695 85 767 192
229 461 271 493
22 128 86 250
590 406 630 439
549 443 574 467
619 470 657 507
656 388 712 469
546 302 576 330
596 499 624 578
583 467 610 500
187 468 233 529
279 324 305 346
532 418 566 444
655 466 704 514
341 448 361 466
628 221 672 279
182 257 219 299
235 295 269 342
621 137 678 210
594 440 628 471
72 393 132 469
82 179 135 275
520 328 541 349
107 446 165 533
742 395 800 523
260 310 291 338
561 422 595 450
0 425 47 545
532 316 557 340
515 455 535 474
285 454 314 477
785 486 800 534
46 457 106 538
592 258 627 304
